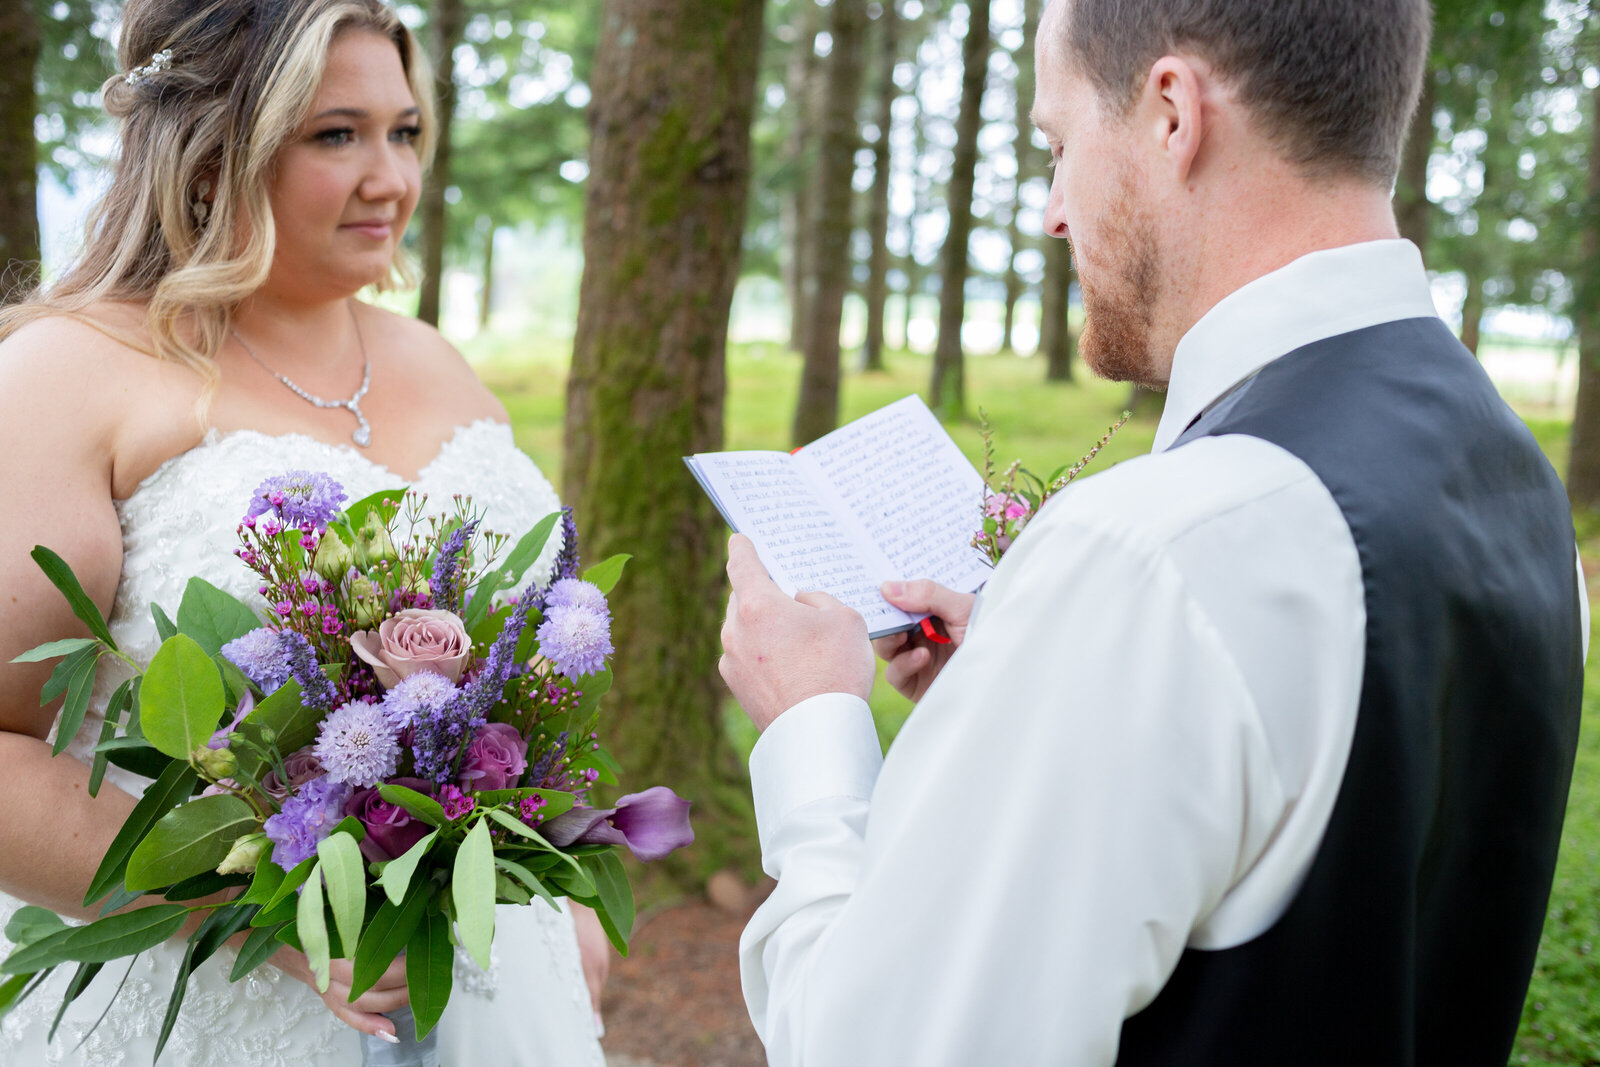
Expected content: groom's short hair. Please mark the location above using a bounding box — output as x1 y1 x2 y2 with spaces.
1062 0 1431 185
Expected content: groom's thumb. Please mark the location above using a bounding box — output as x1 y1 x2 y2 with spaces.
881 578 962 618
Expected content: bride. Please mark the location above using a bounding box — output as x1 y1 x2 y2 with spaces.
0 1 607 1063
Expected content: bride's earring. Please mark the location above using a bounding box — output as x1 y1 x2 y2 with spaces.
190 178 212 227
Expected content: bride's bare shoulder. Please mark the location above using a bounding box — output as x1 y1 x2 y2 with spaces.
358 302 508 421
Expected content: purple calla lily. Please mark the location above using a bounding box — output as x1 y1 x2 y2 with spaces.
540 786 694 863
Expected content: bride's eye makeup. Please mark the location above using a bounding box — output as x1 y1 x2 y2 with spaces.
390 124 423 145
313 127 356 147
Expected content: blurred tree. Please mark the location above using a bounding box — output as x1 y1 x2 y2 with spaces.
860 0 901 373
1572 79 1599 506
0 0 41 299
929 0 991 419
780 0 822 352
417 0 467 327
564 0 766 886
1395 75 1435 256
1039 234 1074 382
1000 0 1037 355
793 0 867 445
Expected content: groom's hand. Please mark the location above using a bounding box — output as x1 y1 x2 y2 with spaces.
873 580 975 702
720 534 875 731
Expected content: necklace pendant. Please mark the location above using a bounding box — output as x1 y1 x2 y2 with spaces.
353 425 371 447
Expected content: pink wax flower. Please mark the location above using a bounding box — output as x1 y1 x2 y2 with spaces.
458 723 528 792
349 608 471 690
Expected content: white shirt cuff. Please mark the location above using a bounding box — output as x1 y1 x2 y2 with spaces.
749 693 882 858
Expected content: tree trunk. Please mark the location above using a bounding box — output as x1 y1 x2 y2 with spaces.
1395 74 1434 259
564 0 766 886
1459 264 1484 357
1040 235 1074 382
478 220 495 330
0 0 41 302
1566 82 1600 509
859 0 900 373
929 0 992 419
1000 0 1039 355
416 0 465 328
782 1 822 352
792 0 868 446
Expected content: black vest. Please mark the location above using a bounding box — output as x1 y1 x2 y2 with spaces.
1115 317 1584 1065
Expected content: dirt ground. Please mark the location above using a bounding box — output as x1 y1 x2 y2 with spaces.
600 890 770 1067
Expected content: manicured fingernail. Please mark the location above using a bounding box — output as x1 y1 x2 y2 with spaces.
375 1030 400 1044
882 581 904 598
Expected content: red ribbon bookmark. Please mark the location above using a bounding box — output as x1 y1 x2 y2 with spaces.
920 617 952 645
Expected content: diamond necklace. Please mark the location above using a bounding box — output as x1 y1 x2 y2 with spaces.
232 304 374 447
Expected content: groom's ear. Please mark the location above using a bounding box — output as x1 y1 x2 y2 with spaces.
1137 55 1208 187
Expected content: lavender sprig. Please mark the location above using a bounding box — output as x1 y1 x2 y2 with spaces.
280 630 338 711
431 519 478 616
551 508 581 583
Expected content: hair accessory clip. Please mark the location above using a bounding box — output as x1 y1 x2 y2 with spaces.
126 49 174 87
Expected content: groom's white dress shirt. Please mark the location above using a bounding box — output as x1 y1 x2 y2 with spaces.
739 239 1589 1066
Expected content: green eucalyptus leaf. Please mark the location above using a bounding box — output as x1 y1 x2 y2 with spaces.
176 579 262 658
378 830 437 907
232 677 320 781
124 794 257 892
151 603 179 644
10 637 98 664
237 848 284 908
343 488 405 532
377 784 447 828
153 939 195 1062
585 850 635 949
47 960 103 1042
471 789 575 821
350 879 430 999
2 905 189 974
40 645 96 706
316 832 366 957
493 857 558 910
52 647 102 756
84 762 198 907
0 972 34 1016
4 907 67 948
581 554 630 595
259 856 318 919
406 906 453 1040
297 862 331 993
30 546 117 650
88 679 135 798
139 635 226 761
452 819 495 970
231 922 290 981
464 511 560 631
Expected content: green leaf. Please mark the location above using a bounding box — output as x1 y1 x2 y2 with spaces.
590 745 623 787
187 902 258 973
163 871 248 902
483 809 592 887
89 679 135 797
344 488 405 531
581 554 631 595
260 856 318 918
494 857 558 910
472 788 576 821
9 637 99 664
84 762 198 907
30 546 117 650
124 794 257 892
585 850 635 949
406 906 453 1040
230 922 290 981
378 830 437 907
297 861 331 992
151 603 178 644
350 879 430 999
464 510 561 631
96 884 145 918
52 646 102 756
316 832 366 958
40 645 96 706
237 849 285 908
48 960 103 1041
176 578 262 658
232 678 320 781
546 863 596 900
2 905 190 973
153 940 195 1062
452 819 495 970
4 907 67 947
377 784 447 828
0 972 33 1016
139 634 226 761
215 655 252 708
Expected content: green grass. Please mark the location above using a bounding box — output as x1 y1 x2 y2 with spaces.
470 332 1599 1062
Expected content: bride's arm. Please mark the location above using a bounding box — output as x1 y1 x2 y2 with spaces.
0 325 141 919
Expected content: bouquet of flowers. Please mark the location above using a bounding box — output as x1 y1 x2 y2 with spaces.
0 472 692 1062
973 411 1131 564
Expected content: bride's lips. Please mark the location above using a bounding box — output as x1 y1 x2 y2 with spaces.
341 219 393 239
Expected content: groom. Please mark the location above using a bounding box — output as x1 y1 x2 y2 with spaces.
719 0 1587 1063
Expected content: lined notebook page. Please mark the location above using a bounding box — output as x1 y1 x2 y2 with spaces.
687 451 915 636
800 395 992 595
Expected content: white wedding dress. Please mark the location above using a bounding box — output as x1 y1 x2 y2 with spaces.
0 421 606 1067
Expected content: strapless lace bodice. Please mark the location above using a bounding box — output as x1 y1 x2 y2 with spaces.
1 421 603 1067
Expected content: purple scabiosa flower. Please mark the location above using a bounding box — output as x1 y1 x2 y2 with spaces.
244 471 347 530
314 700 402 787
221 628 292 693
381 671 458 731
536 602 613 678
544 578 608 616
438 784 476 821
430 520 478 616
263 776 352 871
280 630 338 711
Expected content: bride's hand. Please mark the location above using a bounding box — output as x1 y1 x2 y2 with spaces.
270 946 409 1042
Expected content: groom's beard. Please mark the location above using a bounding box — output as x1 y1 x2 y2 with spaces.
1075 175 1163 388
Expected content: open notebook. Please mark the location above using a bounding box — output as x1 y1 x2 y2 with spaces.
686 395 992 639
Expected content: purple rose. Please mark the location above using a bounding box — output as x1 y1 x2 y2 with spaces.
539 786 694 863
458 723 528 792
260 746 326 802
345 777 436 863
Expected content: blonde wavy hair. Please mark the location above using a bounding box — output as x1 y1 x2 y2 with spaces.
0 0 436 405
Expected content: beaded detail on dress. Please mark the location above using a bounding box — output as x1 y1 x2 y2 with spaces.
0 421 604 1067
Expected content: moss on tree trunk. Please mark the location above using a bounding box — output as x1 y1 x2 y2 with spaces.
564 0 767 889
417 0 465 328
860 1 900 374
1566 83 1600 510
1040 236 1074 382
0 0 41 301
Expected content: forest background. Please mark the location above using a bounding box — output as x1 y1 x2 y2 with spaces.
1 0 1599 1061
